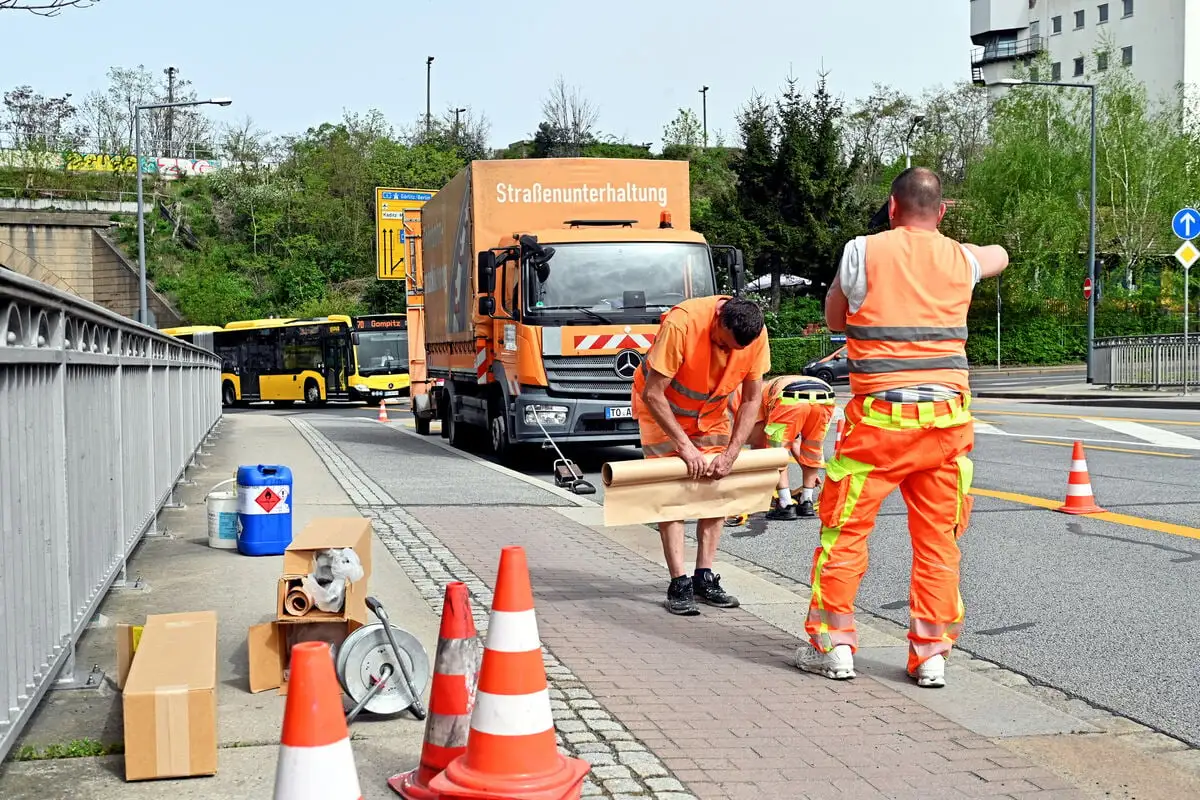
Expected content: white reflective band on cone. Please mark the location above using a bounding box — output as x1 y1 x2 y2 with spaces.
274 739 362 800
470 689 554 737
1071 460 1088 472
1066 483 1095 496
484 609 541 653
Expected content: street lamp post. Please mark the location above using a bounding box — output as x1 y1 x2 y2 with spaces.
135 96 232 326
453 107 467 142
426 57 435 137
989 78 1098 383
904 114 925 169
699 85 709 147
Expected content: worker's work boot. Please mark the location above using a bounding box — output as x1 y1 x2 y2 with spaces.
693 571 739 608
766 500 799 521
793 642 856 680
908 654 946 688
665 575 700 616
796 499 816 518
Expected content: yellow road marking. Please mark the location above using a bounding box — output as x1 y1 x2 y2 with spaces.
973 409 1200 428
1018 439 1193 459
971 488 1200 541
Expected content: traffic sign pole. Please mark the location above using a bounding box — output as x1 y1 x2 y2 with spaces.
1171 208 1198 395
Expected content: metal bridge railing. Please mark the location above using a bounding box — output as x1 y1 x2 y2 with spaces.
1093 333 1200 388
0 269 221 762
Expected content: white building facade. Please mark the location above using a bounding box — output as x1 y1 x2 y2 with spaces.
970 0 1200 101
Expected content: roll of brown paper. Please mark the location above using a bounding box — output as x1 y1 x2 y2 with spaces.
601 448 790 526
285 586 313 616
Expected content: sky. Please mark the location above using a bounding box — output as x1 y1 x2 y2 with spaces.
3 0 973 151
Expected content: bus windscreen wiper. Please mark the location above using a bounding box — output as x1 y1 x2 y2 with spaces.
538 306 613 324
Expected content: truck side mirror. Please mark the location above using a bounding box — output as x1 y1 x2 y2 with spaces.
477 250 497 293
478 296 496 316
731 248 746 295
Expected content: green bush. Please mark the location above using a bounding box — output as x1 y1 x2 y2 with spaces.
768 335 838 376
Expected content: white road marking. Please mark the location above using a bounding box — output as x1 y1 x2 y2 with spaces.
974 421 1006 436
1083 418 1200 450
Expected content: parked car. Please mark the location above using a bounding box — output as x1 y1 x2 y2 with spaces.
802 345 849 385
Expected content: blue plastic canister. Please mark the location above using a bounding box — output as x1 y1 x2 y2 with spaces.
236 464 294 556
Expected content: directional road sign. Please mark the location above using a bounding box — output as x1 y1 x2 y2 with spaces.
1083 277 1093 300
1172 207 1199 240
375 187 437 281
1174 239 1199 270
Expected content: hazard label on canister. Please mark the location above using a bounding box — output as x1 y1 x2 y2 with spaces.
238 484 291 515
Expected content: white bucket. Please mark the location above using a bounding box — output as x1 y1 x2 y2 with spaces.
206 478 239 550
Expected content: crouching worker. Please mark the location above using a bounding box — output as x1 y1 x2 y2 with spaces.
724 375 836 525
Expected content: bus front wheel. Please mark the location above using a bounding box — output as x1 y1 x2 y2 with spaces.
222 381 237 408
305 379 326 406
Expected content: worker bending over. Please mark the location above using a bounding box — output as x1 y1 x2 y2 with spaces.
632 295 770 616
795 167 1009 689
724 374 836 525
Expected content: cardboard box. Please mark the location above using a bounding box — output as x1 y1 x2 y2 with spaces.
277 517 373 624
118 611 218 782
247 517 373 694
247 619 361 694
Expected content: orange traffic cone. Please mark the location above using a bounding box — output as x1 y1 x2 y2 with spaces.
835 418 845 446
273 641 362 800
378 398 390 422
389 581 481 799
1056 441 1105 515
428 546 590 800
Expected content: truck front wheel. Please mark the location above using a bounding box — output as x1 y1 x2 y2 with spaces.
488 396 519 463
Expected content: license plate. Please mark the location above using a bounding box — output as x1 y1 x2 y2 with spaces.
605 406 632 420
374 390 400 397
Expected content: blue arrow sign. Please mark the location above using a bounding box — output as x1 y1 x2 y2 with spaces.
1173 207 1199 240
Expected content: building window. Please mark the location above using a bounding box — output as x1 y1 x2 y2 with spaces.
1075 9 1085 28
1123 0 1133 17
1074 57 1085 76
1122 45 1133 65
1051 62 1062 80
1098 3 1109 22
1030 20 1040 37
1098 52 1108 70
1052 15 1063 33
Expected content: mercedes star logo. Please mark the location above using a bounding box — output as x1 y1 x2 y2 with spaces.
614 350 643 380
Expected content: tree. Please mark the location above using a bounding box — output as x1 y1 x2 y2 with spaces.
532 76 599 157
2 85 85 151
662 108 703 150
401 105 492 162
0 0 98 14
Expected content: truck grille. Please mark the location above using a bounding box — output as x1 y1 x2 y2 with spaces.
543 355 633 399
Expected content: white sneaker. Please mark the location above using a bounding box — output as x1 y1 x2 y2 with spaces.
909 654 946 688
794 643 856 680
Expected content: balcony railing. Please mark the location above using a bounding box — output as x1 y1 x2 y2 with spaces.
970 35 1046 68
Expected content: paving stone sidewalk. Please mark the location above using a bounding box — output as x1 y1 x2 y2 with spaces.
295 418 1085 800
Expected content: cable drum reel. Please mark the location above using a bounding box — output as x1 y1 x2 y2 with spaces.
334 596 432 724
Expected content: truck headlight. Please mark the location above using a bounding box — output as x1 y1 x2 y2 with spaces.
524 404 568 426
353 384 369 392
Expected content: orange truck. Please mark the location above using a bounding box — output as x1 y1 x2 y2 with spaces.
406 157 746 459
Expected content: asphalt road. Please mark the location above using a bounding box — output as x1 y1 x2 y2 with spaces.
968 367 1087 391
233 393 1200 747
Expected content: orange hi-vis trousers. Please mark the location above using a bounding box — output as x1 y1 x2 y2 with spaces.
807 393 975 673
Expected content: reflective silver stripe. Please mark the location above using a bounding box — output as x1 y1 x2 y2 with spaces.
424 711 472 749
668 402 700 418
781 390 836 402
669 379 708 401
845 325 968 342
642 433 730 457
848 355 969 373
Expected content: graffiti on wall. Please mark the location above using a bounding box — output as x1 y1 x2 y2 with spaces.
64 152 139 173
146 158 221 179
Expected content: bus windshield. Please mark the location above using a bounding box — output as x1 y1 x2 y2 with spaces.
524 242 716 318
355 330 408 376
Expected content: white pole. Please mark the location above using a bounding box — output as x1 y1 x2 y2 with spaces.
1185 266 1190 396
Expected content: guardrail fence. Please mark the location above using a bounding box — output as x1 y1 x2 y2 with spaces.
1093 333 1200 388
0 269 221 762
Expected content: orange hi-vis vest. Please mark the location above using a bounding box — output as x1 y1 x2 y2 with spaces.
846 227 974 396
631 295 759 435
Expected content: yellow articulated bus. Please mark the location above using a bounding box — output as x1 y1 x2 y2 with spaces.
163 314 410 407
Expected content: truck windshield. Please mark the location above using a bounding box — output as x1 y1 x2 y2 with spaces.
526 242 716 314
355 331 409 375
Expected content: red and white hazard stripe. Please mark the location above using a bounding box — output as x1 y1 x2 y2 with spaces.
573 333 655 352
475 347 490 384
